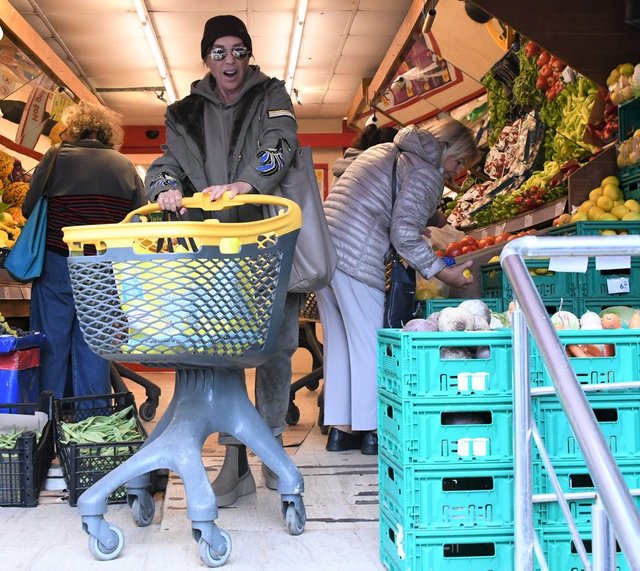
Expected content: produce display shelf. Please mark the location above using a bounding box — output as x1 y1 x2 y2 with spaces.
377 329 513 400
53 391 146 507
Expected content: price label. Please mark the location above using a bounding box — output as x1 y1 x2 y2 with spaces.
524 214 533 227
607 277 630 294
554 202 566 215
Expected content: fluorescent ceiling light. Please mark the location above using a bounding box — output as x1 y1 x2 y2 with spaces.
132 0 177 103
285 0 309 94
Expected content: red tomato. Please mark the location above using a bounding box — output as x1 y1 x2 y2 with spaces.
459 236 479 248
444 243 461 257
477 237 495 249
494 232 511 244
461 245 478 254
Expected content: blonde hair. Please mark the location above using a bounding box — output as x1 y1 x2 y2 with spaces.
427 116 481 169
60 101 124 150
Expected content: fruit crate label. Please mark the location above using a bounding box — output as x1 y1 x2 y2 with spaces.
457 437 489 457
595 255 631 270
549 256 588 273
607 277 631 294
457 371 489 392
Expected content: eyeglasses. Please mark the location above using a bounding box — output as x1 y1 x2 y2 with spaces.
208 46 251 61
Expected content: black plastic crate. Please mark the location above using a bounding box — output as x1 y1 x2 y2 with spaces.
54 391 146 507
0 392 55 507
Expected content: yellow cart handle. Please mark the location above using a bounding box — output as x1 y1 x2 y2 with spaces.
122 191 295 222
63 191 301 254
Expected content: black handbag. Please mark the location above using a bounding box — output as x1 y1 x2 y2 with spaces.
383 154 420 329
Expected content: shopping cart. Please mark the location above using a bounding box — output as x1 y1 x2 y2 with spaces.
61 192 304 567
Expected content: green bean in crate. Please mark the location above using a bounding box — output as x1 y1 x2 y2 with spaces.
61 192 301 370
54 392 146 507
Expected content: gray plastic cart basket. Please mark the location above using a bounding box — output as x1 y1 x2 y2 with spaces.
62 192 304 567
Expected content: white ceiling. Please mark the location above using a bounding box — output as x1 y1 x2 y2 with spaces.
6 0 415 127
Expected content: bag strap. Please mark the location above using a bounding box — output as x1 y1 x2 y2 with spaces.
390 152 400 207
39 143 62 197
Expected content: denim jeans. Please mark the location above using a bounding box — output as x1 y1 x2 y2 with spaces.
29 250 111 399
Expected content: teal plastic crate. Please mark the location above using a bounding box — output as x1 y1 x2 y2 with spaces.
380 508 516 571
378 390 513 465
618 96 640 142
420 297 504 318
377 329 513 400
534 390 640 463
577 259 640 299
529 329 640 387
535 491 640 529
579 296 640 315
537 525 632 571
619 164 640 200
379 451 515 530
532 459 640 496
481 259 579 302
548 220 640 236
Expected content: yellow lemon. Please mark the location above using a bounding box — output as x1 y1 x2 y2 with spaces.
622 212 640 221
602 183 622 201
625 199 640 213
599 212 618 221
601 175 620 187
596 195 615 212
588 187 604 202
611 204 631 220
600 229 618 235
578 200 594 213
588 206 605 221
571 211 588 222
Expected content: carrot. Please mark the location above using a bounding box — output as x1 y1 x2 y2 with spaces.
601 313 621 329
581 344 603 357
603 344 616 357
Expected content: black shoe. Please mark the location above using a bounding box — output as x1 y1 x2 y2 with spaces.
326 427 362 451
361 431 378 455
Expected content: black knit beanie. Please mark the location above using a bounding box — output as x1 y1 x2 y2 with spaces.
200 15 252 60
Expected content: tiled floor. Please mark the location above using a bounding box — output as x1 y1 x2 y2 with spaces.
1 352 384 571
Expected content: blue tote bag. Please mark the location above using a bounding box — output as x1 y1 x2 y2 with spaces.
4 144 60 282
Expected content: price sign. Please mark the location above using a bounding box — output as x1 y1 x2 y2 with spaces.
607 277 630 294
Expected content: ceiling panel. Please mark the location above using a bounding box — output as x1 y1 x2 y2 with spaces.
1 0 433 126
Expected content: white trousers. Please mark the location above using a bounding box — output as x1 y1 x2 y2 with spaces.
316 268 384 431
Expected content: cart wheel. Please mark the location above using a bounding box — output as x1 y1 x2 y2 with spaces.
88 523 125 561
139 401 156 422
307 379 320 391
131 496 155 527
198 531 231 567
285 502 305 536
285 403 300 425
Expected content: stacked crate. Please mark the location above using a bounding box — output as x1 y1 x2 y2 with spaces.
618 97 640 200
378 327 640 569
530 329 640 569
481 221 640 315
377 329 516 570
419 297 504 319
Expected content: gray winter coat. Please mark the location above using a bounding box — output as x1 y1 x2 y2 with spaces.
144 66 298 222
323 125 447 291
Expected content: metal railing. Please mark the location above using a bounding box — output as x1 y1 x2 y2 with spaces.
500 234 640 571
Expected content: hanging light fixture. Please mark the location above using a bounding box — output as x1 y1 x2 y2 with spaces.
132 0 177 103
285 0 309 94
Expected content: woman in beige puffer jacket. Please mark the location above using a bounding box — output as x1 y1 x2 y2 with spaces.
317 117 480 454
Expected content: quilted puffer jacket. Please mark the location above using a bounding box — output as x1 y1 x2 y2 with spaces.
323 125 447 292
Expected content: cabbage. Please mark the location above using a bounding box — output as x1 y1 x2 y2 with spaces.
458 299 492 325
550 310 580 330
